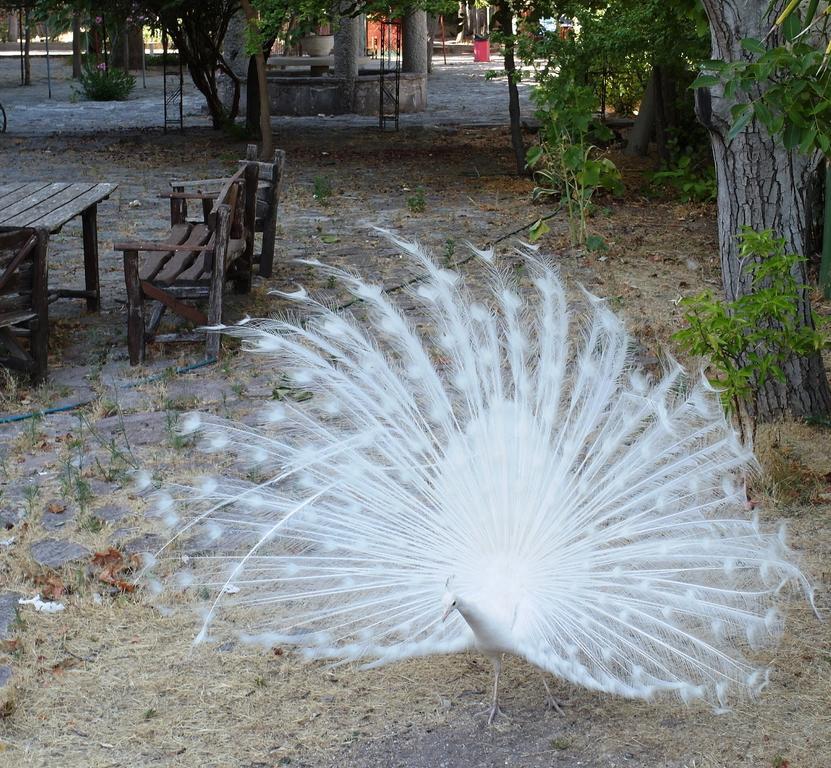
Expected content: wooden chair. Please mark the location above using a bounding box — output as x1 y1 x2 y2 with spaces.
0 227 49 383
170 144 286 278
115 163 258 365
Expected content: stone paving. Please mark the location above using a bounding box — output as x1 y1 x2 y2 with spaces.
0 51 534 135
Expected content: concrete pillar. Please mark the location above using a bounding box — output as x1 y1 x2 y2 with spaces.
334 11 359 111
402 9 428 74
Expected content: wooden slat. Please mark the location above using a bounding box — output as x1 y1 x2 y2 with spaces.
0 293 32 313
176 233 216 281
0 309 37 328
0 183 69 226
0 183 46 211
129 223 191 281
25 183 117 231
153 224 212 285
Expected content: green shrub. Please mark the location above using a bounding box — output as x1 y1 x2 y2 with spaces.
78 64 136 101
526 77 622 247
650 151 716 202
674 228 825 439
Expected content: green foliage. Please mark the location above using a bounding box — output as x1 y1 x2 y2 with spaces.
674 228 825 438
695 7 831 157
313 175 331 202
77 63 136 101
406 187 426 214
650 149 716 202
527 76 622 247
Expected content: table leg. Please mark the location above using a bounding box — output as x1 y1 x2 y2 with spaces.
81 204 101 312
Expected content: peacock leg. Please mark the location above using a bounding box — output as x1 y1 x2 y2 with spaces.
487 655 506 724
539 671 566 715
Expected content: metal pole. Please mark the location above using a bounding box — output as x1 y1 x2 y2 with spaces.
45 22 52 98
18 8 24 85
141 26 146 88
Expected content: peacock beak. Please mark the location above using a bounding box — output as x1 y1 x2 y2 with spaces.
441 604 453 622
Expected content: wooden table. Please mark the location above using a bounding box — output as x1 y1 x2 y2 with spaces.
0 182 117 311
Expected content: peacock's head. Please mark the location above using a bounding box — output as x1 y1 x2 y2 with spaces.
441 590 459 622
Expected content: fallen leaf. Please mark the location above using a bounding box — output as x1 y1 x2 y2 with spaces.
35 574 66 600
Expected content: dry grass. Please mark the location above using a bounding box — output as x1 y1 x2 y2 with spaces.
1 131 830 767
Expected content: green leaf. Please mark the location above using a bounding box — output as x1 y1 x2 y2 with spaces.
740 38 766 55
782 122 802 150
319 234 340 244
691 74 721 89
528 218 550 242
727 104 753 141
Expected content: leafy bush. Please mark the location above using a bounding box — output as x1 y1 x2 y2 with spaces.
650 151 716 202
143 53 180 68
78 64 136 101
526 77 622 247
674 228 825 439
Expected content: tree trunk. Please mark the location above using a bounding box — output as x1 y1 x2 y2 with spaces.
72 11 82 78
699 0 831 421
494 2 525 176
22 10 30 86
240 0 272 159
625 70 655 156
402 9 429 74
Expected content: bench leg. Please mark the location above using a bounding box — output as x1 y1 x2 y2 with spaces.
81 205 101 312
123 249 145 365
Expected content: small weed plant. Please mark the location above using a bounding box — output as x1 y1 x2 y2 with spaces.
526 77 621 247
78 63 135 101
406 188 426 214
313 175 332 202
674 228 824 440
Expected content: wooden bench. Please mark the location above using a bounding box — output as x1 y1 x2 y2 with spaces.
115 163 258 365
0 227 49 382
170 144 286 278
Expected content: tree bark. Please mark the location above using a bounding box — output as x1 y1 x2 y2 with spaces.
494 2 525 176
625 70 655 156
402 9 429 74
699 0 831 421
71 11 82 78
240 0 273 159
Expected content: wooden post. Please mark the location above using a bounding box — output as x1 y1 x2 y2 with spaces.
207 205 232 359
238 147 258 293
81 204 100 311
259 149 285 278
123 249 145 365
30 229 49 382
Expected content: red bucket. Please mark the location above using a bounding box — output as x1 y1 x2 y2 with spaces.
473 38 490 62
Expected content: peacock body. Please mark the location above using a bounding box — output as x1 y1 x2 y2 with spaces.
150 233 813 720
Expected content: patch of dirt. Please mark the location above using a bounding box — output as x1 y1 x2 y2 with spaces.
0 126 829 768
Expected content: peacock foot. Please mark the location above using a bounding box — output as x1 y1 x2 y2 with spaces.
543 693 567 715
475 703 509 725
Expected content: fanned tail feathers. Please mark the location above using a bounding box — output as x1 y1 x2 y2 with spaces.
145 235 813 710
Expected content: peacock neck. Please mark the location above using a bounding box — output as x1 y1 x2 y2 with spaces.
454 596 511 655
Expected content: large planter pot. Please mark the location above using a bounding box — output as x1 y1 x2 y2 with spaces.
300 34 334 56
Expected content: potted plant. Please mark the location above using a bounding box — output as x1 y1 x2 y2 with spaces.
260 1 333 56
299 19 333 56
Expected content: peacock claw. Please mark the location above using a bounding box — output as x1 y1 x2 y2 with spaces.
476 704 509 725
544 694 567 715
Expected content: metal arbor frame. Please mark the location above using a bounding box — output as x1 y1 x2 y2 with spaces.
162 33 184 133
378 18 401 131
